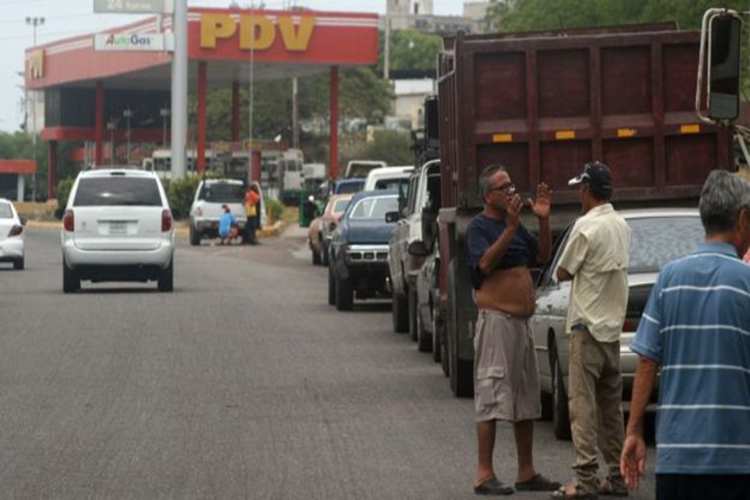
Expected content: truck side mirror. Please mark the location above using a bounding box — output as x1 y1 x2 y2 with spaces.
709 14 742 121
385 211 400 223
699 11 743 123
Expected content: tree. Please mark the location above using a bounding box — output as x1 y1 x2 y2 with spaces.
379 29 443 74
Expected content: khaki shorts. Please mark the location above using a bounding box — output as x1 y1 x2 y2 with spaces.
474 309 541 423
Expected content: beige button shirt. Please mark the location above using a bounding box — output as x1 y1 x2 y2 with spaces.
557 203 631 343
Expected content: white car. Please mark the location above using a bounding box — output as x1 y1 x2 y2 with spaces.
189 179 266 246
61 169 175 293
0 199 25 270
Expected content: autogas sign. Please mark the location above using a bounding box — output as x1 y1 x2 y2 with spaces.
94 33 172 52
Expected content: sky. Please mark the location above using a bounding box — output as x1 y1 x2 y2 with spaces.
0 0 466 133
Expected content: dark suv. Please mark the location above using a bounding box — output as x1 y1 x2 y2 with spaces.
328 191 399 311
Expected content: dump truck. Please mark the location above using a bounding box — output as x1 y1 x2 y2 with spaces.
436 23 735 397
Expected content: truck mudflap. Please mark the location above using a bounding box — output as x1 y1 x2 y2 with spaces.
447 258 477 398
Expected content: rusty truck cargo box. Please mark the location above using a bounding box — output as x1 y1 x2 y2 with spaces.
438 26 732 209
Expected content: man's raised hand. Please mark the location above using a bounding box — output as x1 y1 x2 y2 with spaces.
529 183 552 219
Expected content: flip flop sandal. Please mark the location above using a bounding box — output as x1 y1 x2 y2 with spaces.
599 478 628 497
474 476 514 496
550 484 599 500
516 473 562 492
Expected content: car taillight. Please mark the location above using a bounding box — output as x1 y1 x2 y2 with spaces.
623 318 639 332
63 210 74 232
161 209 173 232
8 225 23 237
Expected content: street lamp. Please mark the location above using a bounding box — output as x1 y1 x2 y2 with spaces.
107 120 116 167
25 16 44 201
123 108 133 165
160 108 170 148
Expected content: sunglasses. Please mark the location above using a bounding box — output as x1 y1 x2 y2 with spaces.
488 182 516 195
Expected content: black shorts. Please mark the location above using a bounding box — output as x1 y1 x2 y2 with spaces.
656 474 750 500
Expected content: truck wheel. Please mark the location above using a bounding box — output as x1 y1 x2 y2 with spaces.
158 259 174 292
408 287 418 342
448 260 473 398
327 265 336 306
63 262 80 294
391 293 408 333
417 302 432 353
312 247 321 266
13 258 24 270
189 225 200 246
335 276 353 311
552 349 571 440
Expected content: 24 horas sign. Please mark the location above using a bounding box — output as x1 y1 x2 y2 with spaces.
200 13 315 52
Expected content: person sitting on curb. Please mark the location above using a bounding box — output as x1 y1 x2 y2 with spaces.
218 204 236 245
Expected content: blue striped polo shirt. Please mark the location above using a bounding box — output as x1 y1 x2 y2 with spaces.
631 241 750 474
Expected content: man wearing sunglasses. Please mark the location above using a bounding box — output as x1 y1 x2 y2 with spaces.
553 161 631 500
466 164 558 495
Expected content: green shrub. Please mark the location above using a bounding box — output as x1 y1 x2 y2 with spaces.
55 178 75 218
168 175 201 219
265 196 284 224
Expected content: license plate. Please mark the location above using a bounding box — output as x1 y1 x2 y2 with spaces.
109 221 128 235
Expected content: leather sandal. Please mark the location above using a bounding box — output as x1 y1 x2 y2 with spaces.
515 473 562 491
474 476 514 496
550 484 599 500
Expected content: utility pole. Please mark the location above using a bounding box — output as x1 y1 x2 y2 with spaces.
248 0 256 150
171 0 188 178
26 16 44 201
384 14 390 80
292 77 299 149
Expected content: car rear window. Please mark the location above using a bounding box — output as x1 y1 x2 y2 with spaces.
199 183 245 203
628 216 704 273
73 177 162 207
336 180 364 194
349 196 398 220
0 202 12 218
333 199 350 213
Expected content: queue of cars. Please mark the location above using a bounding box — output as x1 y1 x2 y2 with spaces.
307 160 709 441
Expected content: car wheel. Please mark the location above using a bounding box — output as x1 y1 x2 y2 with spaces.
158 259 174 292
432 306 442 363
417 302 432 353
321 243 329 266
189 225 200 246
391 293 408 333
63 262 80 293
328 265 336 306
13 257 24 270
408 287 419 342
312 247 321 266
552 350 572 440
335 275 353 311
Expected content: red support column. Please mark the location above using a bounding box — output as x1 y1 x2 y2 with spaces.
250 150 261 183
231 80 240 143
95 82 104 166
329 66 339 180
47 140 58 199
197 61 208 174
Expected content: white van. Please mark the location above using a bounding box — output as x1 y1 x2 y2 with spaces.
363 166 414 193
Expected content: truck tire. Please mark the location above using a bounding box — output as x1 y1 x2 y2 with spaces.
408 287 418 342
189 225 200 246
417 301 432 353
63 262 80 293
391 293 408 333
327 265 335 306
448 260 473 398
335 276 353 311
158 259 174 292
552 348 572 440
13 257 24 270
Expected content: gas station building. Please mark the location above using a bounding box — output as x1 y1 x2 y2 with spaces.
24 7 379 197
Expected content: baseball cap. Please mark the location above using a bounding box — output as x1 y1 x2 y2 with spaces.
568 161 613 195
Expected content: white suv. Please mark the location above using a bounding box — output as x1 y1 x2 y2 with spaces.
0 199 25 270
61 169 175 293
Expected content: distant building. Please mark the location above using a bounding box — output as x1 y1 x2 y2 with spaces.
463 1 496 33
383 0 482 35
392 79 434 130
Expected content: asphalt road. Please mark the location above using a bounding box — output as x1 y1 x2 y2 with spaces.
0 227 657 499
